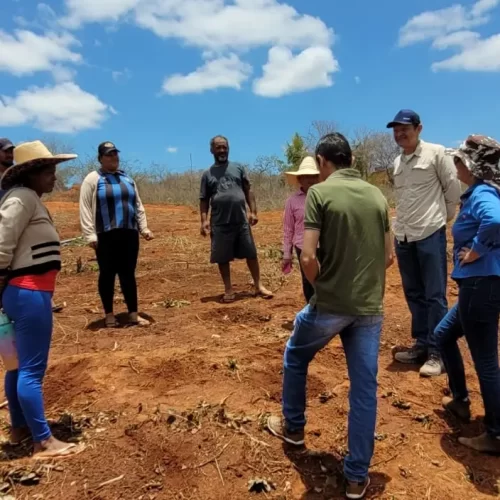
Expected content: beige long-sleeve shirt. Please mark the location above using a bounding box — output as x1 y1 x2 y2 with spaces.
392 140 461 243
0 188 61 278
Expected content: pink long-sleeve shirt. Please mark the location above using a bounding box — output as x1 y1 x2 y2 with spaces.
283 189 306 260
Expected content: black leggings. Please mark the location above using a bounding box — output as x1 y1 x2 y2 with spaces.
96 229 139 314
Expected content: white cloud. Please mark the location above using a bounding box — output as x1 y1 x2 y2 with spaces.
63 0 332 50
398 0 498 47
0 30 81 77
112 68 132 82
432 30 481 49
354 76 361 84
472 0 500 17
162 54 252 94
398 0 500 72
62 0 141 27
432 33 500 71
0 82 112 133
61 0 337 96
253 46 338 97
167 146 178 153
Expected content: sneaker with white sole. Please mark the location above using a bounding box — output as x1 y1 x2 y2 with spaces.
393 345 427 364
419 354 444 377
266 415 304 446
345 477 370 499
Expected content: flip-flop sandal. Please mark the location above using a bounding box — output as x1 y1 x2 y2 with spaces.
255 290 274 299
105 318 119 328
128 317 150 327
32 443 85 461
52 303 65 313
221 294 236 303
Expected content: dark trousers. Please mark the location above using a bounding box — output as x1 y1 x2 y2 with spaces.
395 227 448 354
295 247 315 304
435 276 500 436
96 229 139 314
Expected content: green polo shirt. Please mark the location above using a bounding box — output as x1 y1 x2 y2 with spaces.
304 169 389 316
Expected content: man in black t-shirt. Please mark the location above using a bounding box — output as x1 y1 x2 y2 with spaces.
200 135 273 302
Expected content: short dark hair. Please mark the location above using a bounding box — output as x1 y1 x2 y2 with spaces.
210 135 229 149
315 133 352 169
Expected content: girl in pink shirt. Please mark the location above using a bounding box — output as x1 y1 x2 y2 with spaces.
282 156 320 302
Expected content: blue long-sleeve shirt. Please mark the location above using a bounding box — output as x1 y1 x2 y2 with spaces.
451 181 500 280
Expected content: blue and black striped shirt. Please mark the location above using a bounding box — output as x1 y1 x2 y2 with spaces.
95 170 138 234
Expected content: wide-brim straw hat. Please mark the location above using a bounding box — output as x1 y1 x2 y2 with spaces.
284 156 320 186
1 140 77 190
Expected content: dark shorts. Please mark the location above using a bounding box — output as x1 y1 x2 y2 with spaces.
210 224 257 264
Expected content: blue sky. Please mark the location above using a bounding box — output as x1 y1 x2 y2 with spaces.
0 0 499 172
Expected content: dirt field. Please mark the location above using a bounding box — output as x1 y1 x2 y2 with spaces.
1 201 499 500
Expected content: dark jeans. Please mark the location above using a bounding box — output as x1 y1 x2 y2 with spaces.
395 227 448 354
435 276 500 436
96 229 139 314
295 247 314 304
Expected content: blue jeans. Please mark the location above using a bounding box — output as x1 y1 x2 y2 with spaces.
2 285 53 442
395 227 448 354
435 276 500 437
282 305 382 482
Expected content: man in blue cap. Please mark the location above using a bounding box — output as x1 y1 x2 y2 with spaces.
0 138 15 198
387 110 461 377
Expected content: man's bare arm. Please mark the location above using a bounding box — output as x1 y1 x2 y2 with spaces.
300 229 321 284
385 231 394 269
200 199 210 236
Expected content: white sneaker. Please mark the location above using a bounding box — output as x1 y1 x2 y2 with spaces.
419 355 444 377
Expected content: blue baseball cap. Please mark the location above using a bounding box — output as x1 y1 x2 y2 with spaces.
0 138 14 151
386 110 421 128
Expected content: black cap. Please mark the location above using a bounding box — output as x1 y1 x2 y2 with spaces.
387 109 421 128
98 141 120 156
0 138 14 151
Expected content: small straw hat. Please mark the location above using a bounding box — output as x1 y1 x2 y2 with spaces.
1 141 77 190
284 156 319 186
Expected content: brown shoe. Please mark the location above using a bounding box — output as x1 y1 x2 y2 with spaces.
345 477 370 499
442 396 471 422
266 415 304 446
459 432 500 454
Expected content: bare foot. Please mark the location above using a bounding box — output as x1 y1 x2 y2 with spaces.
33 436 85 460
128 313 150 327
255 286 273 299
10 426 31 445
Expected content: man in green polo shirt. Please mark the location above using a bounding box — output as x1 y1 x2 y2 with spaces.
267 133 393 500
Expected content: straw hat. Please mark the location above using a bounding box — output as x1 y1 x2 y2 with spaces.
1 140 77 190
284 156 319 186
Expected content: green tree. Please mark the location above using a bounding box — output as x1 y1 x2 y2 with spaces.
285 133 307 171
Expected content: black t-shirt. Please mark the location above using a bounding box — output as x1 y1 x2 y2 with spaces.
199 162 250 226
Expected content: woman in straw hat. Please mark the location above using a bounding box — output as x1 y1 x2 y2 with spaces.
0 141 84 459
282 156 320 302
435 135 500 453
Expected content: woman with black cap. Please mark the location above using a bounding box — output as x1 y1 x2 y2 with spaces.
79 141 153 328
0 140 84 458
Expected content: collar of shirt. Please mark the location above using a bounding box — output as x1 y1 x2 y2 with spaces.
401 141 424 164
327 168 361 180
460 180 482 202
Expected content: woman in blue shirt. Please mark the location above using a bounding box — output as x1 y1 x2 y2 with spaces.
436 135 500 453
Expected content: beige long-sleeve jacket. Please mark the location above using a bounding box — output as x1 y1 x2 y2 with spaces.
392 140 461 243
79 171 148 244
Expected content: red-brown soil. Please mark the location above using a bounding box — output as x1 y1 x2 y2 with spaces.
0 202 498 499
